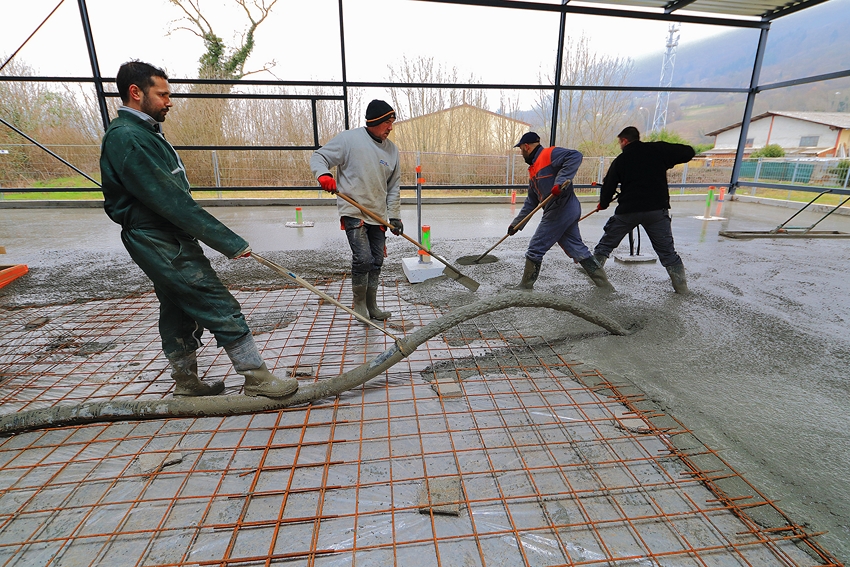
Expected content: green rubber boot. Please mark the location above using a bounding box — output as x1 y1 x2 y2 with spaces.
366 270 391 320
579 256 615 291
168 351 225 397
511 258 541 290
666 261 690 295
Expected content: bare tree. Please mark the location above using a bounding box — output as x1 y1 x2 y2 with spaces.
534 34 633 153
168 0 278 80
387 56 525 155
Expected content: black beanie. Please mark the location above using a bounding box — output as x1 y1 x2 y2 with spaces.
365 99 395 127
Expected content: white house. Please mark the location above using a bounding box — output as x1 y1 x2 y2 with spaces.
705 111 850 158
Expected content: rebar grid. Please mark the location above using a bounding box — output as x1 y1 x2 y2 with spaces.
0 281 839 566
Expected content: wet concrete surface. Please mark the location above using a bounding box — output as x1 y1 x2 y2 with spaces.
2 197 850 562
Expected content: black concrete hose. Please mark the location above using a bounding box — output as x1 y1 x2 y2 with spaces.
0 292 629 435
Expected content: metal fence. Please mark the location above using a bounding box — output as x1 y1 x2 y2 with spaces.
1 144 848 197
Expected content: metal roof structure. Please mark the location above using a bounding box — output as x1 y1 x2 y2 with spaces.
416 0 832 24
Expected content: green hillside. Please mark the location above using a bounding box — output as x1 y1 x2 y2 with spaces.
629 0 850 143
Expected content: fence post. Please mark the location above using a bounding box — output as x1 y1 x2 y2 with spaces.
788 159 799 200
752 157 763 195
597 156 604 185
844 161 850 189
212 150 222 199
681 162 688 194
505 155 511 197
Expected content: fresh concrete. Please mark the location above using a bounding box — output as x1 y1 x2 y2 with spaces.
2 198 849 562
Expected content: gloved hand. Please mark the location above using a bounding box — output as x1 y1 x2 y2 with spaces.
318 174 337 193
389 218 403 235
551 184 561 197
507 224 518 236
233 247 252 259
596 202 606 211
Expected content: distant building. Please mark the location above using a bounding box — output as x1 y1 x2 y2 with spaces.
390 104 531 155
705 111 850 158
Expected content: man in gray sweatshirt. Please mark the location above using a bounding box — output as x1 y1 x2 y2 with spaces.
310 100 402 321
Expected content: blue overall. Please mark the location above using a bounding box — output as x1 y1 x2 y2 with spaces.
511 146 590 264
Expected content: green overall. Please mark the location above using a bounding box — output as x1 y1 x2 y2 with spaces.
100 110 250 358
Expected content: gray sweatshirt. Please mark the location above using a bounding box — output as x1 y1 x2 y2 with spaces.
310 127 401 224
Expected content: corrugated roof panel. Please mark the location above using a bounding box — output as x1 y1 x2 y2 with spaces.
561 0 826 19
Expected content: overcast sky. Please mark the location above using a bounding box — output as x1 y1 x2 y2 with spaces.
3 0 735 87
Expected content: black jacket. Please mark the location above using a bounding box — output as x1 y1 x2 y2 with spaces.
600 140 695 214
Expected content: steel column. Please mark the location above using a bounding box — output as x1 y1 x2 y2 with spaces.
76 0 109 132
728 25 769 196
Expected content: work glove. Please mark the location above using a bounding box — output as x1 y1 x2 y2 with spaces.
507 224 518 236
551 184 562 197
318 174 337 193
389 218 403 235
596 202 606 211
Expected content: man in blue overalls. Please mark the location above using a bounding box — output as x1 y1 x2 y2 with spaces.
508 132 613 291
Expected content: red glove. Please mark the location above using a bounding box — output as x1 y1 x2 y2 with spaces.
551 184 561 197
318 174 337 193
233 247 252 259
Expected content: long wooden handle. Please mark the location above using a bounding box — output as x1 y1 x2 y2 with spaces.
513 192 555 230
251 253 400 341
336 191 440 258
472 192 557 263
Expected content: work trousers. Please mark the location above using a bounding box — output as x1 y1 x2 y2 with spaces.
594 209 681 267
526 193 592 264
342 216 386 277
121 228 250 359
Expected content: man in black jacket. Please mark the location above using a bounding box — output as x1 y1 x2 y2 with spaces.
593 126 695 294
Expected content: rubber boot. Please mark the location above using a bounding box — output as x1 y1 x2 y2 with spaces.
366 270 391 320
666 261 690 295
168 351 225 397
593 253 608 267
579 256 615 291
240 363 299 398
224 334 298 398
511 258 541 290
351 272 369 320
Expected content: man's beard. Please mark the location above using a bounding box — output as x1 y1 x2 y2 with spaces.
140 97 167 122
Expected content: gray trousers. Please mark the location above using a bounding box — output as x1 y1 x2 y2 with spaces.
594 209 682 267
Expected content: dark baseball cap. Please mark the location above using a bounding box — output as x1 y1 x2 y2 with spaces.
515 132 540 147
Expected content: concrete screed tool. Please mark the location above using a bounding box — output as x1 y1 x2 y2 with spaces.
456 193 557 266
334 191 480 292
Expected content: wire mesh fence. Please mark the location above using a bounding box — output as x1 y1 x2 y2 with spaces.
1 144 848 199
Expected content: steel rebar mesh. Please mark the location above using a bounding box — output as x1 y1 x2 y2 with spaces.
0 280 839 566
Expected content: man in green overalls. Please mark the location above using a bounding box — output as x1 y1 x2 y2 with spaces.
99 61 297 398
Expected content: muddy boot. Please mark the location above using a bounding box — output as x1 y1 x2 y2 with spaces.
224 334 298 398
351 272 370 320
366 270 391 320
168 351 224 397
240 363 299 398
593 253 608 267
510 258 541 290
666 261 689 295
579 256 615 291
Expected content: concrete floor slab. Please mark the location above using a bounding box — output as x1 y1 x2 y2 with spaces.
1 198 848 565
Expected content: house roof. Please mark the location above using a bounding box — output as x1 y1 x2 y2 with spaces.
706 111 850 136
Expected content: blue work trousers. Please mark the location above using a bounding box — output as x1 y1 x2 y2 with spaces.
342 216 386 277
526 194 592 264
594 209 681 267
